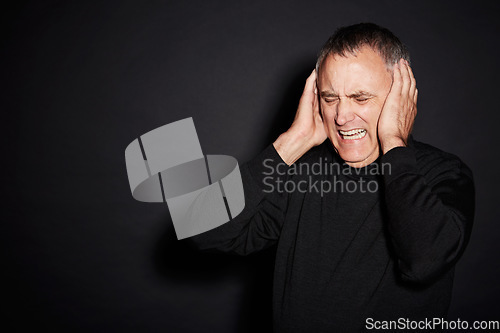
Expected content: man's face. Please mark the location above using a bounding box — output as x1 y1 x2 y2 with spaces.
318 46 393 168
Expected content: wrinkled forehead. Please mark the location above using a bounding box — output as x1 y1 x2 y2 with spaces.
318 47 392 93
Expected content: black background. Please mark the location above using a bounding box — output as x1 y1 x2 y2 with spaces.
3 1 500 332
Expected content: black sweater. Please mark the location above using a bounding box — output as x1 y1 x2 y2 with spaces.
189 138 475 332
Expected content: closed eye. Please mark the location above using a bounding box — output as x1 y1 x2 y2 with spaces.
350 91 375 104
323 97 339 104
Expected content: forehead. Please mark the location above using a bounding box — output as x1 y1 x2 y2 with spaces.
318 46 391 92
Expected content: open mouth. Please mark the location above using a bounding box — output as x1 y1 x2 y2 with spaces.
339 129 367 140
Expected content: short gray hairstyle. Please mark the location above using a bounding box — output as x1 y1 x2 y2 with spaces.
316 23 410 72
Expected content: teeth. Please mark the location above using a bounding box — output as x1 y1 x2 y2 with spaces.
339 129 365 135
339 129 366 140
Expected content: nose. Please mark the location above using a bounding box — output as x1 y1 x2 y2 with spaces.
335 99 355 126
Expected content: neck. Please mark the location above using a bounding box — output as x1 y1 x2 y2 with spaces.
345 149 380 168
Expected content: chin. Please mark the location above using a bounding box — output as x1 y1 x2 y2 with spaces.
339 150 368 164
329 130 379 164
335 145 379 167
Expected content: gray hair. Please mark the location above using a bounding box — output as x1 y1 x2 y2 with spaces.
315 23 410 72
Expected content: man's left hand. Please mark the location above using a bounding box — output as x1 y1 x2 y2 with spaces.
377 58 418 154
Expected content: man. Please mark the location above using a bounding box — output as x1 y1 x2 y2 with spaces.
189 23 474 332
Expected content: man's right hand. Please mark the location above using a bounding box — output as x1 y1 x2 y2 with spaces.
273 69 327 165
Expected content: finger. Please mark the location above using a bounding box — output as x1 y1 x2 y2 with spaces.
407 61 416 91
313 79 325 121
314 75 318 96
407 62 417 101
414 88 418 106
300 69 318 104
305 69 317 93
400 59 411 100
313 96 323 122
390 60 403 97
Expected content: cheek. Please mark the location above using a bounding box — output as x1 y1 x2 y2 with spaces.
358 103 382 128
320 104 336 125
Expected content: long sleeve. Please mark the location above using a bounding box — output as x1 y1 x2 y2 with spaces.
381 144 475 284
187 144 290 255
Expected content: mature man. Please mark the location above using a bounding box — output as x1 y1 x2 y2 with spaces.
190 23 474 332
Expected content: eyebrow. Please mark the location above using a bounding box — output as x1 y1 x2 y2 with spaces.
320 90 376 98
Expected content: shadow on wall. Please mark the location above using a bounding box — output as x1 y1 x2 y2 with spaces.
151 61 316 333
151 214 275 333
264 59 319 148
